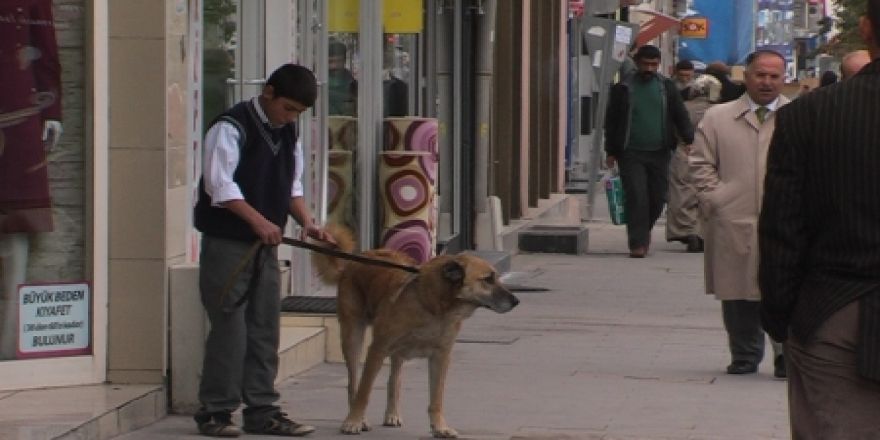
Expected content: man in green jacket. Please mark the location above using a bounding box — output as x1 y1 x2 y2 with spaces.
604 45 694 258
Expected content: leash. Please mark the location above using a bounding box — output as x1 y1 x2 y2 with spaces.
280 237 420 273
218 236 420 310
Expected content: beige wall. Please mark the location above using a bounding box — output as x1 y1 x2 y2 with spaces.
107 0 190 383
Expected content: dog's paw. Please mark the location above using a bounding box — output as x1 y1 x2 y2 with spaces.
430 425 459 438
340 418 371 434
383 412 403 427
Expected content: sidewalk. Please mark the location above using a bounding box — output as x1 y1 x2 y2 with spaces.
114 199 790 439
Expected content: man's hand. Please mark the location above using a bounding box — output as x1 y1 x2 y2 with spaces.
220 199 281 245
302 224 337 246
289 197 337 246
605 155 617 169
252 217 282 245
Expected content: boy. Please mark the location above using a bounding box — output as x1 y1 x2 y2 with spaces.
193 64 329 437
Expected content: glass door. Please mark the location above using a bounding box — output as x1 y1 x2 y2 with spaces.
203 0 267 125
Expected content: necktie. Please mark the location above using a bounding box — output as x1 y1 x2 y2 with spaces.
755 106 769 124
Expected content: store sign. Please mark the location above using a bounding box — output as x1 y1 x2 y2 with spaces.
329 0 424 33
680 17 708 38
17 283 91 359
383 0 423 33
329 0 359 33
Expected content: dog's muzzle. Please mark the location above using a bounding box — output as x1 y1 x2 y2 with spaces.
482 287 519 313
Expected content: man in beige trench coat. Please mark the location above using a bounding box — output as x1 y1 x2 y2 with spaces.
690 50 788 377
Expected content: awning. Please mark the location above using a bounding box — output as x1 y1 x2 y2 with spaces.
633 10 681 47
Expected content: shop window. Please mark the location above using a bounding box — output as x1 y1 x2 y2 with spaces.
0 0 91 361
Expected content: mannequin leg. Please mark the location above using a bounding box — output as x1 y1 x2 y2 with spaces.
0 233 29 359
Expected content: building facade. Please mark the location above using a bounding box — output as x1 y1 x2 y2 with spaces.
0 0 572 393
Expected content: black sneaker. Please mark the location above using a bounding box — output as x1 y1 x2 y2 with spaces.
726 360 758 374
195 412 242 437
243 412 315 437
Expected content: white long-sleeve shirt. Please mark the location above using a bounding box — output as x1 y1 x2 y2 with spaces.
202 97 304 206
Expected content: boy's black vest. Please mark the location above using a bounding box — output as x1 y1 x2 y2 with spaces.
194 100 297 241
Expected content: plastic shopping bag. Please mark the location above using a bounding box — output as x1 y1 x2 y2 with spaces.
605 172 626 225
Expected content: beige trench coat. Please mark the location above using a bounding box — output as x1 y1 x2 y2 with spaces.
689 94 790 300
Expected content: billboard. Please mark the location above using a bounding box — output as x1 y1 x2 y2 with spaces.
677 0 755 66
756 0 797 81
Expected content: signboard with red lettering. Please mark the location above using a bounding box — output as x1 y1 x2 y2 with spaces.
17 282 91 359
680 17 708 38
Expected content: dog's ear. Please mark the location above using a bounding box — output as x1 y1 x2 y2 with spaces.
442 260 465 287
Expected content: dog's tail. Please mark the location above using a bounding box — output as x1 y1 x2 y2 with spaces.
311 223 356 285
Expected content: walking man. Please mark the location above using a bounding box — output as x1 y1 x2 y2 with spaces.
666 60 706 252
193 64 330 437
759 2 880 437
690 50 788 377
604 45 694 258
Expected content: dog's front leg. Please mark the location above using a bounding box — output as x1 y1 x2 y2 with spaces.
383 355 405 427
428 351 458 438
341 344 386 434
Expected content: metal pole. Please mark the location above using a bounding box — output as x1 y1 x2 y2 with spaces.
452 0 463 239
357 0 383 250
585 94 608 220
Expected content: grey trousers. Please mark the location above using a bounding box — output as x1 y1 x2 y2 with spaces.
788 301 880 440
665 147 700 241
197 235 281 423
619 148 671 250
721 300 782 364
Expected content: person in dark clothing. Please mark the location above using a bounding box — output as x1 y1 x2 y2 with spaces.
604 45 695 258
328 40 357 116
382 44 409 117
193 64 331 437
672 59 697 101
383 73 408 117
667 59 706 253
705 61 746 103
759 1 880 437
818 70 838 87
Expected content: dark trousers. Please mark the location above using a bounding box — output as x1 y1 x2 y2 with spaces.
788 301 880 440
619 149 671 250
197 235 282 425
722 300 782 364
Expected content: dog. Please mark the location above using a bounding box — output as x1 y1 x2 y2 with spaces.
312 224 519 438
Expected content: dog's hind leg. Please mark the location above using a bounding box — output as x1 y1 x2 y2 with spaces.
383 355 405 427
341 343 387 435
428 351 458 438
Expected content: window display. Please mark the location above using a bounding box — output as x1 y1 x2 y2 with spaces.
0 0 88 361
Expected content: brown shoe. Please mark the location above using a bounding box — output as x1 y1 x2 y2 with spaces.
629 247 647 258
